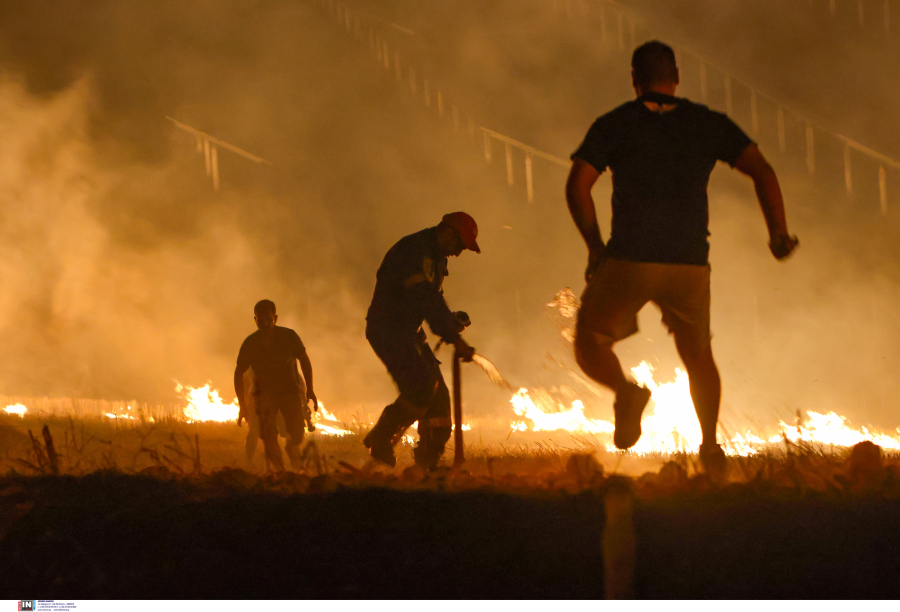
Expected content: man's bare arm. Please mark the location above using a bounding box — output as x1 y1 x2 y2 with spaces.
565 158 605 279
298 351 317 410
733 144 798 260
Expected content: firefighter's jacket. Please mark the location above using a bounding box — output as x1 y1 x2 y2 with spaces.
366 227 460 343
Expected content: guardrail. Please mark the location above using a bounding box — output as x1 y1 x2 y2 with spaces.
318 0 900 215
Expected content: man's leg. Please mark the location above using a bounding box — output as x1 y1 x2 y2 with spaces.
245 410 260 465
574 330 627 391
413 373 451 470
575 259 652 449
257 398 286 472
673 339 721 447
365 332 435 467
279 394 306 471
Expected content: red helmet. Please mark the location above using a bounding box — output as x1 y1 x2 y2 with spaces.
441 212 480 253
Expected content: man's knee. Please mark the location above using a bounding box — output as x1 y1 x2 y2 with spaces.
574 327 614 370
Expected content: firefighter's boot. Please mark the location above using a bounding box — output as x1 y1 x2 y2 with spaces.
413 426 451 470
363 403 408 467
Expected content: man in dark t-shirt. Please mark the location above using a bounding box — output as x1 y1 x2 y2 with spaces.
364 212 478 468
234 299 317 471
566 41 798 477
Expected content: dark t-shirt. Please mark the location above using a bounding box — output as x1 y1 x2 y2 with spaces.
572 93 753 265
236 326 306 396
366 227 460 343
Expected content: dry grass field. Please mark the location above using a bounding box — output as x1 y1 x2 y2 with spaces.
3 409 900 598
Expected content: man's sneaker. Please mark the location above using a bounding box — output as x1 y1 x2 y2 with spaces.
613 381 651 450
699 442 727 483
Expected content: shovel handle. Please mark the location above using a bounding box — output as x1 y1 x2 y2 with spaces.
452 348 464 469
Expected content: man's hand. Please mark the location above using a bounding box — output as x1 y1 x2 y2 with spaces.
237 400 245 428
307 391 319 412
585 244 606 282
454 338 476 362
768 233 799 260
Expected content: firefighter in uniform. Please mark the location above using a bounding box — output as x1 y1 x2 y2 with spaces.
364 212 479 468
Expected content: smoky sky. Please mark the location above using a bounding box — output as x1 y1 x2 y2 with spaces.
1 0 899 433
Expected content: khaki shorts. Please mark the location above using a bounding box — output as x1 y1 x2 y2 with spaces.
576 258 712 355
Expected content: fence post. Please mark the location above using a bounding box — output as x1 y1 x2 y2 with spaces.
750 88 759 135
525 154 534 203
699 61 708 104
506 143 514 186
805 122 815 174
483 130 492 162
204 139 211 176
600 6 608 45
777 106 786 153
724 74 733 116
880 166 888 215
617 12 625 50
844 145 853 195
211 145 219 191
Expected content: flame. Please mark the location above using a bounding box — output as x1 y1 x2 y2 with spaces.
310 402 353 437
510 361 900 455
178 383 240 423
4 404 27 417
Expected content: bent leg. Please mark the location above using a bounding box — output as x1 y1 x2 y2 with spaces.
574 329 627 391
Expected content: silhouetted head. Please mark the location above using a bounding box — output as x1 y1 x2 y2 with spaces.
631 40 679 96
253 299 277 331
437 212 480 258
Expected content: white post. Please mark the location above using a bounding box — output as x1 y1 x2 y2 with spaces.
211 145 219 191
724 74 733 115
195 136 203 152
204 138 211 175
617 12 625 51
805 122 815 174
483 131 492 162
880 166 888 215
600 6 608 45
699 62 708 104
525 154 534 203
750 88 759 135
844 145 853 195
777 106 786 153
506 143 514 186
